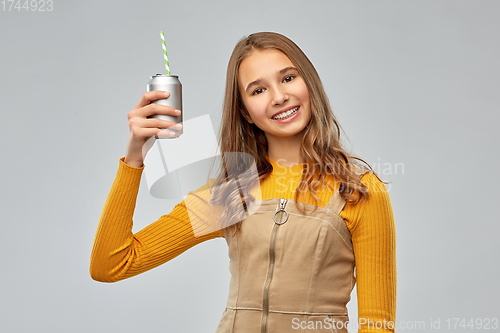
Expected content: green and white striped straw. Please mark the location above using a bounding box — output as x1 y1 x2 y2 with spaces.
160 31 170 75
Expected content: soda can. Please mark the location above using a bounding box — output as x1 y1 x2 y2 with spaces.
147 74 183 138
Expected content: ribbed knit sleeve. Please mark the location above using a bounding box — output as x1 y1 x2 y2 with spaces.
341 173 397 333
90 158 223 283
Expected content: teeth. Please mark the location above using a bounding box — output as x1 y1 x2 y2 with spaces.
273 107 299 120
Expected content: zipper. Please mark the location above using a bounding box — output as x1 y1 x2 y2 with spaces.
262 198 288 333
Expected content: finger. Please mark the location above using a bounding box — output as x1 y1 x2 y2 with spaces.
129 117 182 131
133 91 171 109
140 103 181 118
156 129 178 138
146 117 183 130
130 126 176 141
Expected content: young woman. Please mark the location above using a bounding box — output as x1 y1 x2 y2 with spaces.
91 32 396 333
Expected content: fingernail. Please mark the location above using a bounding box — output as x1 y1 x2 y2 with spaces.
172 123 182 130
163 91 169 97
175 109 181 114
160 130 174 137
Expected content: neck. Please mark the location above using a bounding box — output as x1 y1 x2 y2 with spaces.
266 131 305 167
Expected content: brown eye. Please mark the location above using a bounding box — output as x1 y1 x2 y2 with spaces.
283 75 295 83
253 88 265 95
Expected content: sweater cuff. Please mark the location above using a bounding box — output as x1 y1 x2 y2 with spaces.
119 157 145 170
116 157 144 186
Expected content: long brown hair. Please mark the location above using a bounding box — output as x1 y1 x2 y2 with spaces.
209 32 374 233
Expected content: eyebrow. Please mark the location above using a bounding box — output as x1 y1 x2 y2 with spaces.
244 66 298 94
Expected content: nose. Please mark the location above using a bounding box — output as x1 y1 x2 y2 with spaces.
271 85 288 105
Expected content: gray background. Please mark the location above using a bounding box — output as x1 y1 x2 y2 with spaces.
1 0 498 332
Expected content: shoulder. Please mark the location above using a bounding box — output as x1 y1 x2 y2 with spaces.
346 166 390 199
342 170 393 231
360 171 388 194
181 178 216 208
355 171 392 210
358 172 393 220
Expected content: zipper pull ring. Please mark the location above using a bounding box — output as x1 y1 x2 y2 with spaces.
273 199 289 225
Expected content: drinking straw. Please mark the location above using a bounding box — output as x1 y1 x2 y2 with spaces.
160 31 170 75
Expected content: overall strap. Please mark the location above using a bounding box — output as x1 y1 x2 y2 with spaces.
326 190 347 215
325 168 370 215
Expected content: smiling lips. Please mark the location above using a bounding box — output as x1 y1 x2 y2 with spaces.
272 106 299 120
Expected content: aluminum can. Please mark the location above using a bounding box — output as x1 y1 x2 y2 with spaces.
147 74 183 138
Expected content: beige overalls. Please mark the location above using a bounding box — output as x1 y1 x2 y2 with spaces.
216 187 357 333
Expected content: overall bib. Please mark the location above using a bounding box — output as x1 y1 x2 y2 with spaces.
216 188 356 333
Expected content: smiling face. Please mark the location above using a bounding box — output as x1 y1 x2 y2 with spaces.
238 49 311 143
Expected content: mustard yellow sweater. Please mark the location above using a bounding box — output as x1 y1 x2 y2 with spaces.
91 157 396 332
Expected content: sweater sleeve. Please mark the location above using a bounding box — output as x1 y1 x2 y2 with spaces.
90 158 223 283
341 173 397 333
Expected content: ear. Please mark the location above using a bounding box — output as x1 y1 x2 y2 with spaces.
244 114 254 124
